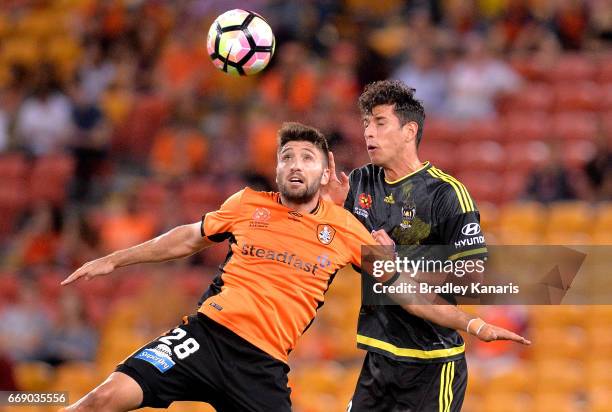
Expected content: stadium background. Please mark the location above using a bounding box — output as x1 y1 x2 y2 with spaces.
0 0 611 411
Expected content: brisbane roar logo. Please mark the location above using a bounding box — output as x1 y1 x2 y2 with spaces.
317 224 336 245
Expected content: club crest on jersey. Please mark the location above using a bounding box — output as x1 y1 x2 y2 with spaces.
317 224 336 245
400 203 416 229
384 194 395 204
250 207 271 228
358 193 372 209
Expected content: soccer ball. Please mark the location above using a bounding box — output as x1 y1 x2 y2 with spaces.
207 9 275 76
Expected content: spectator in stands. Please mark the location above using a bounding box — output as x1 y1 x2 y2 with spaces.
77 42 116 104
259 42 318 115
524 144 577 203
0 280 51 361
585 134 612 201
587 0 612 46
446 34 521 119
56 212 100 269
14 64 72 156
393 45 448 115
149 95 208 181
42 291 98 367
98 193 156 253
8 202 63 268
68 84 111 202
552 0 589 50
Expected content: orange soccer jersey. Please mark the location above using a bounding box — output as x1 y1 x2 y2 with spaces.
198 188 374 363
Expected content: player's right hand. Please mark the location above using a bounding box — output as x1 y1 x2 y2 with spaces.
61 256 116 285
321 151 349 206
477 323 532 345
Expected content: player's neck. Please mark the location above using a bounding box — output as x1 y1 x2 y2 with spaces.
383 155 423 182
279 194 321 214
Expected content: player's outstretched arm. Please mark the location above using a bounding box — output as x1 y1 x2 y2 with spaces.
320 151 349 206
61 222 215 285
406 305 531 345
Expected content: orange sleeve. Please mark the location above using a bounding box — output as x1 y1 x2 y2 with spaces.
344 213 377 268
201 189 244 241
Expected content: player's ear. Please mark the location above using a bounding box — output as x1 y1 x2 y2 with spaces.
402 121 418 144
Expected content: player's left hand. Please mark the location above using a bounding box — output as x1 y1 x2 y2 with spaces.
476 323 532 345
320 151 349 206
371 229 395 247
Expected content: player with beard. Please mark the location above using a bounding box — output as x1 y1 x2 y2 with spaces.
60 122 528 412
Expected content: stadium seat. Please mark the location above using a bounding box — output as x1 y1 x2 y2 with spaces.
0 36 40 66
499 171 530 203
586 360 612 392
509 55 549 82
486 364 531 394
549 54 596 83
462 119 503 141
597 54 612 83
179 179 223 222
533 359 585 394
0 152 28 180
590 386 612 412
551 112 598 141
29 154 75 205
477 202 499 234
505 141 550 173
600 83 612 111
528 306 587 329
498 202 547 236
49 362 101 400
502 112 551 141
457 141 506 172
482 391 531 412
529 326 585 360
14 362 54 391
503 83 553 113
455 171 502 204
545 201 593 236
554 82 602 112
0 272 19 302
602 111 612 140
593 202 612 232
44 35 81 78
0 180 28 239
418 141 457 172
532 392 580 412
136 180 170 216
561 139 596 169
425 118 460 142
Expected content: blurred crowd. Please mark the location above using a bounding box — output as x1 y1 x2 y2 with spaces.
0 0 611 410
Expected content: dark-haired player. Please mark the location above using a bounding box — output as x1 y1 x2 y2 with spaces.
61 122 527 412
325 80 491 412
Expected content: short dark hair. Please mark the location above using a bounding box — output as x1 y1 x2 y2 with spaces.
277 122 329 165
358 80 426 146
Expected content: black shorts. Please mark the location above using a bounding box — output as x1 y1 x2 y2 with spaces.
348 352 467 412
116 313 291 411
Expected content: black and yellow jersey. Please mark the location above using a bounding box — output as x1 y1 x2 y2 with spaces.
345 161 487 363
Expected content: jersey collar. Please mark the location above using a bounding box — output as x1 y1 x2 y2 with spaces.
275 193 322 215
384 161 431 185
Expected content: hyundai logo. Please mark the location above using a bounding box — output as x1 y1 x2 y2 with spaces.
461 223 481 236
